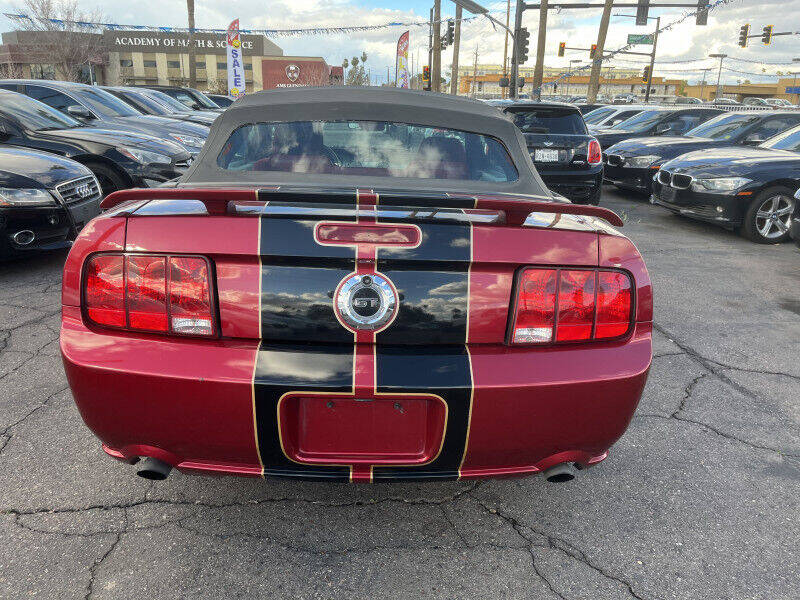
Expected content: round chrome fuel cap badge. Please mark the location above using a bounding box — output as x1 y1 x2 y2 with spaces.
335 274 397 331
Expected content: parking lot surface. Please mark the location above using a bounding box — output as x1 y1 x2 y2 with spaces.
1 187 798 600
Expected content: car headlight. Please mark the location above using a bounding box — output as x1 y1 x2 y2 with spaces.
624 155 661 168
169 133 205 150
690 177 752 193
117 146 172 165
0 188 56 207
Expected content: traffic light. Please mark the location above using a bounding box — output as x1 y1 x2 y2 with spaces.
422 66 431 91
642 66 651 82
636 0 650 26
445 19 455 46
517 28 530 64
762 25 773 45
738 24 750 48
589 44 597 59
558 42 566 57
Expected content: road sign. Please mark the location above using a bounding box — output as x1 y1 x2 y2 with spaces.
785 86 800 94
627 34 654 45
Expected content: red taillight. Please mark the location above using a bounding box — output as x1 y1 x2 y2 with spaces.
588 139 602 165
85 255 125 328
511 267 632 344
512 269 557 343
84 253 215 337
596 271 632 339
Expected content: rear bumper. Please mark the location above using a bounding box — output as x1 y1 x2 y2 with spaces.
539 166 603 204
62 305 652 482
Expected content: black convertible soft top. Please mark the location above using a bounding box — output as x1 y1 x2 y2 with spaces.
179 86 549 197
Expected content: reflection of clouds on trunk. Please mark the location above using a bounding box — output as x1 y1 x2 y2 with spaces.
260 350 351 382
428 280 468 297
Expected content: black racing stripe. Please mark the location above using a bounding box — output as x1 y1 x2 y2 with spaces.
376 191 477 209
261 264 354 343
372 345 472 481
377 221 470 345
254 343 353 481
260 219 353 260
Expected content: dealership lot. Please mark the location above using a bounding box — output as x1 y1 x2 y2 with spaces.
0 188 797 600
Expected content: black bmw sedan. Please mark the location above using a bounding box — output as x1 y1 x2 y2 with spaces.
652 124 800 243
603 111 800 195
0 147 100 258
0 90 191 195
591 107 723 150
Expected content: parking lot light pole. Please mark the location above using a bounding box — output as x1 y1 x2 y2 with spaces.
709 53 727 103
793 58 800 106
568 59 582 97
451 0 517 93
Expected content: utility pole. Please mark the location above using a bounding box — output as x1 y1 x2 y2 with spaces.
428 7 433 79
471 45 478 98
450 5 463 94
186 0 196 89
643 16 660 102
510 0 524 99
501 0 510 99
698 68 711 100
532 0 548 100
709 53 727 103
586 0 613 103
432 0 442 92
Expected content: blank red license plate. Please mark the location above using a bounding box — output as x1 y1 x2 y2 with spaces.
279 395 446 465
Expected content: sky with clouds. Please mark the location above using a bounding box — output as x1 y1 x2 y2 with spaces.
1 0 798 85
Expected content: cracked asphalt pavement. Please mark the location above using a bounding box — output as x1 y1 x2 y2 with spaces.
1 188 798 599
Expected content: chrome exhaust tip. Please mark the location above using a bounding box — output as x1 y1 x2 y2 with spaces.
136 457 172 480
11 230 35 246
543 463 577 483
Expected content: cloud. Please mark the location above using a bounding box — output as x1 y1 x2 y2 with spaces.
4 0 793 85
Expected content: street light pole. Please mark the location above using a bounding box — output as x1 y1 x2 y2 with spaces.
793 58 800 106
709 53 727 104
451 0 517 96
569 59 582 97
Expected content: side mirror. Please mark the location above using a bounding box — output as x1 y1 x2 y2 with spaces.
66 105 96 120
743 134 764 146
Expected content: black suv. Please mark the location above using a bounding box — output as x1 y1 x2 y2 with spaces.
504 102 603 205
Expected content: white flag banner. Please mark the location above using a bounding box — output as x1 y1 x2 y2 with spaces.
226 19 246 99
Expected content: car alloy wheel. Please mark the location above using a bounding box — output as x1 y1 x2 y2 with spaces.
755 194 794 241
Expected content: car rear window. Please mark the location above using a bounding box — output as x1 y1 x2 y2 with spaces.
506 107 586 134
216 120 519 182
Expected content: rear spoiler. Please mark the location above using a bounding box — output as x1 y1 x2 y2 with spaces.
100 187 624 227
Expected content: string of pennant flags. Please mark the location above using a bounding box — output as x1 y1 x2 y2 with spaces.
2 12 483 37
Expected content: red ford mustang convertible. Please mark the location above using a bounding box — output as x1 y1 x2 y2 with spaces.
61 88 652 483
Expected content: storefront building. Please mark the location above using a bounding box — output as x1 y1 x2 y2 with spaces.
0 29 339 93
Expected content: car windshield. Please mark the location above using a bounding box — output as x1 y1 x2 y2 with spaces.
217 120 519 182
506 107 586 134
686 113 761 140
120 91 171 115
0 92 80 130
142 90 194 113
583 107 615 124
760 126 800 151
171 89 219 110
609 109 664 131
73 88 142 118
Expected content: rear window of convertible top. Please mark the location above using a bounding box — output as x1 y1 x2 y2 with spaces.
216 120 519 182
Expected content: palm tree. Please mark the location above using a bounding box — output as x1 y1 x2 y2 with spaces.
187 0 196 88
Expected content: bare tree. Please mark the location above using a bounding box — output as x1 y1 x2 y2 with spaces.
16 0 106 82
187 0 196 88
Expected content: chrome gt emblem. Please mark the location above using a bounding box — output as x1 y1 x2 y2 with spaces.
335 274 397 331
